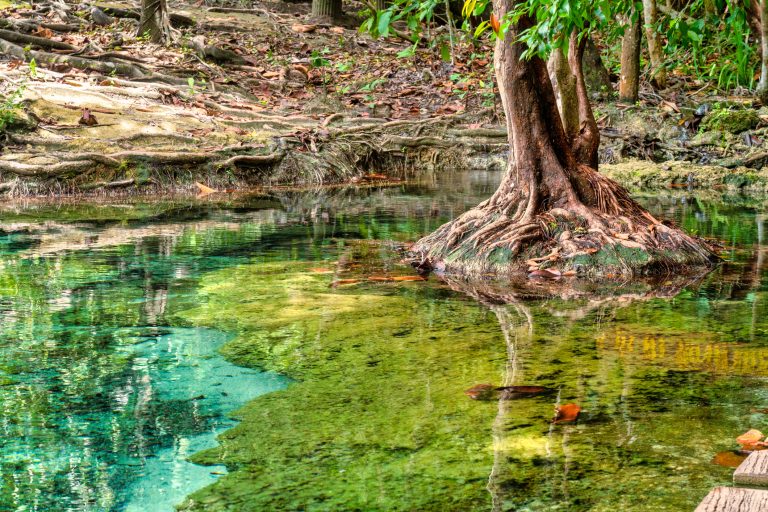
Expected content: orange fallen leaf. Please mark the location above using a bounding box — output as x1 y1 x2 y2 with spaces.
553 403 581 423
367 276 394 282
330 26 344 34
32 26 54 38
392 275 426 281
310 268 333 273
737 429 764 446
464 384 495 400
712 451 748 468
195 182 217 195
291 23 317 33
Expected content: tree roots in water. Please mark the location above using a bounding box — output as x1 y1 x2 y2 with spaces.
410 169 719 277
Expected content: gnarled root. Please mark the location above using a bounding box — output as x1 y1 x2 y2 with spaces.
410 168 719 278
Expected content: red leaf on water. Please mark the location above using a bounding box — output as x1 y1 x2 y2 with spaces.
392 275 426 282
553 403 581 423
464 384 495 400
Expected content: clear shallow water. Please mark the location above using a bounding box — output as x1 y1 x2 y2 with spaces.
0 174 767 511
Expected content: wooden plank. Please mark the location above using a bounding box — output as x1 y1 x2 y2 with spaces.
734 451 768 487
695 487 768 512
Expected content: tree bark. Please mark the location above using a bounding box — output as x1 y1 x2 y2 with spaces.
642 0 667 89
410 0 716 277
619 8 642 103
756 0 768 103
138 0 172 44
312 0 342 20
548 47 579 141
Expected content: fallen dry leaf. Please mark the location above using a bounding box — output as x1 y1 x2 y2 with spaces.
553 403 581 423
291 23 317 33
392 275 426 282
32 26 54 38
195 182 217 195
367 276 394 282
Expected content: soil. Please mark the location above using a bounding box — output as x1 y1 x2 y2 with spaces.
1 0 768 197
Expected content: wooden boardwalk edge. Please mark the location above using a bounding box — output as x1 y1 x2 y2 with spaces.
695 486 768 512
734 451 768 487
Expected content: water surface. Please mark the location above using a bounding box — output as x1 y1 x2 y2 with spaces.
0 174 767 511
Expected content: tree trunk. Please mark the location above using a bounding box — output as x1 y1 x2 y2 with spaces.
619 8 642 103
756 0 768 103
642 0 667 89
312 0 341 20
548 47 579 140
582 39 612 97
410 0 716 277
138 0 171 44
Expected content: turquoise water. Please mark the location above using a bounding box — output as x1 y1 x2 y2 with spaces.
0 175 767 511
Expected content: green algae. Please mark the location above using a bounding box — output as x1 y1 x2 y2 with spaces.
177 254 768 511
2 183 768 511
178 262 505 511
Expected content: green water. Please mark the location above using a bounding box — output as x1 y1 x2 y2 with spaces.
1 174 767 511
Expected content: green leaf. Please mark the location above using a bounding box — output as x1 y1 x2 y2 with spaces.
440 43 451 62
378 10 393 37
397 44 417 58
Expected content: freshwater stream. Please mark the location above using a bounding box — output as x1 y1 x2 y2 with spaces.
1 171 767 511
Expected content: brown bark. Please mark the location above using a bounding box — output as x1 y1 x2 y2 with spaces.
569 33 599 169
755 0 768 103
642 0 667 89
548 47 579 141
138 0 171 44
619 9 642 103
410 0 716 277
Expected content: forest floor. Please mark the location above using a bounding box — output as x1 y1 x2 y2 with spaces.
3 0 768 195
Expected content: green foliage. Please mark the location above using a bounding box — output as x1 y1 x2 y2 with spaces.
0 83 26 132
662 0 756 90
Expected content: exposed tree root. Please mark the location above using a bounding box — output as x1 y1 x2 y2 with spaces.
0 103 502 195
410 164 719 277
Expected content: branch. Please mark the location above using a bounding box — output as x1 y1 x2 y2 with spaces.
568 31 599 169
